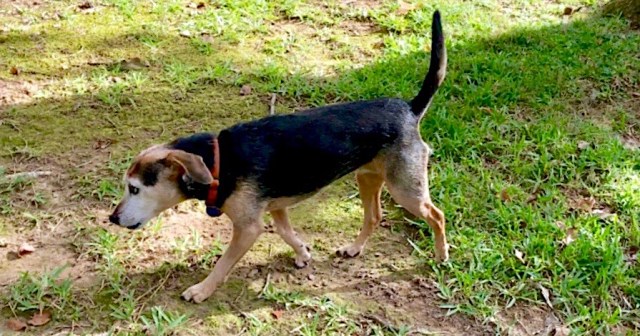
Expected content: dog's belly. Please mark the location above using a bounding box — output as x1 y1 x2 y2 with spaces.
265 193 317 211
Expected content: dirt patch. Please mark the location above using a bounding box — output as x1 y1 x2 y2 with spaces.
339 20 377 36
494 304 554 335
0 242 93 287
0 79 41 107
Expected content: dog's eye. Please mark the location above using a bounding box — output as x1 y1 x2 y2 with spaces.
128 185 139 195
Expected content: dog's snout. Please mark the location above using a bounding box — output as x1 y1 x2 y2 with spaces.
109 213 120 225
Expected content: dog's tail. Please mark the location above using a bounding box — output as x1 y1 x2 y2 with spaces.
410 10 447 118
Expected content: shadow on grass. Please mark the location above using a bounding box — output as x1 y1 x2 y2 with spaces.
1 7 639 334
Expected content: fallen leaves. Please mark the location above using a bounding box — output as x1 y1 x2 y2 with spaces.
28 311 51 326
577 140 590 150
561 228 577 246
240 85 252 96
538 284 553 308
18 242 35 257
10 66 20 76
575 196 596 212
514 249 525 263
200 33 215 45
6 318 27 331
625 246 639 264
78 1 93 10
555 221 578 247
118 57 150 71
5 311 52 332
179 30 192 38
499 189 511 202
188 2 206 9
552 325 571 336
271 310 284 320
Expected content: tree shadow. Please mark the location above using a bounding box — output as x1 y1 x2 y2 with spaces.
1 6 639 334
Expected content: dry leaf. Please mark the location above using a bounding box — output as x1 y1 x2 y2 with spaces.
620 135 639 151
10 66 20 76
179 30 192 38
28 311 51 326
554 221 566 230
575 197 595 212
200 33 215 45
240 85 252 96
577 140 589 150
78 1 93 9
625 246 639 263
119 57 150 71
6 318 27 331
18 242 35 257
514 249 525 263
552 325 571 336
197 2 206 9
592 208 615 220
271 310 284 320
92 139 112 150
562 228 577 246
397 1 415 15
499 189 511 202
538 284 553 308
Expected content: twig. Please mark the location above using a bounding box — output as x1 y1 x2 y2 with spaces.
3 171 52 180
233 285 246 304
105 116 121 135
133 272 171 322
269 93 277 115
363 313 399 332
228 302 251 319
1 120 22 133
260 272 272 296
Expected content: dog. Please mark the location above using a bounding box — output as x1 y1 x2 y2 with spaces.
109 10 447 303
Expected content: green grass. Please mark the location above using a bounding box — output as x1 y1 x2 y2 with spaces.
1 0 639 334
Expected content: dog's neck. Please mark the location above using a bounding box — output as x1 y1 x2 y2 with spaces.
169 133 219 203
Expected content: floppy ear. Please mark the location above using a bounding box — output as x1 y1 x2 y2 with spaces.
166 150 214 185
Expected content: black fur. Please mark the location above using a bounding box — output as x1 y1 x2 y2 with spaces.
410 10 446 116
168 10 446 209
140 162 163 186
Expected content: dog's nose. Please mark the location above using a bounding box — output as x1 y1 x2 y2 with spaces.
109 213 120 225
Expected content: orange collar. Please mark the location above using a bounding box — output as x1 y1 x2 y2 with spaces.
205 138 222 217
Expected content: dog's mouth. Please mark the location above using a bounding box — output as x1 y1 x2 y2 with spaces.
126 222 142 230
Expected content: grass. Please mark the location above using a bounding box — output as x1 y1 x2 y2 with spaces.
1 0 639 335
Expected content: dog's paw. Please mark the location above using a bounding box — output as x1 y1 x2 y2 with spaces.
180 282 215 303
294 245 312 268
336 244 363 258
435 243 450 263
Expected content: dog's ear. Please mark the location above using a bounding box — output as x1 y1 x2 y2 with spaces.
166 150 214 185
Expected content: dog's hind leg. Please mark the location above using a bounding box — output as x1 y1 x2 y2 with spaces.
337 171 384 258
385 141 449 262
271 208 312 268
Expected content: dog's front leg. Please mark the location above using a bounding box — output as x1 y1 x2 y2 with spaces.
181 223 262 303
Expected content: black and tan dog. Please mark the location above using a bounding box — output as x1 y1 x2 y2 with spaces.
109 11 447 303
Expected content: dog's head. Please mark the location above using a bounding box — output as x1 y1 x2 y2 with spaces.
108 145 213 230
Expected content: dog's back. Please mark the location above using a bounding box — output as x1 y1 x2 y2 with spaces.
217 98 414 199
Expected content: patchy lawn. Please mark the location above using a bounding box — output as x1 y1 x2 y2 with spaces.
1 0 639 335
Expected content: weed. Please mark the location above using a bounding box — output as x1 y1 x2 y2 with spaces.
139 306 188 336
6 267 73 314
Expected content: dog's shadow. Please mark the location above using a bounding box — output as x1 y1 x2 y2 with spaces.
125 244 427 319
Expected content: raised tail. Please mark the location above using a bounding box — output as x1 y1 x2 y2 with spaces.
410 10 447 117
